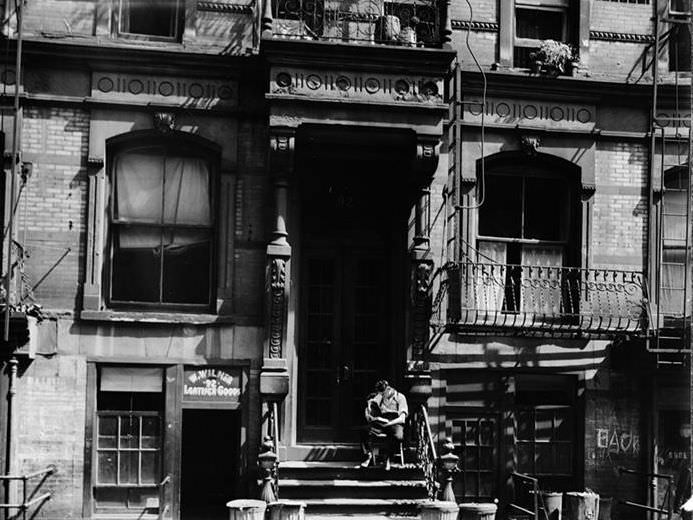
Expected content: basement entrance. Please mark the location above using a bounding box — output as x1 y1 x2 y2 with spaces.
296 126 418 444
180 410 240 520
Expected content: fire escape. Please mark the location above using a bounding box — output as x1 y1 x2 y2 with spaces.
442 64 650 339
648 0 693 365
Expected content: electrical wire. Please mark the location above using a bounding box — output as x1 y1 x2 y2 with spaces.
456 0 487 211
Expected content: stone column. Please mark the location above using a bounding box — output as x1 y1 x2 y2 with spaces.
406 138 439 403
261 130 295 403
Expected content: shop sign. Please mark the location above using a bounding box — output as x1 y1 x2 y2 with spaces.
183 368 241 403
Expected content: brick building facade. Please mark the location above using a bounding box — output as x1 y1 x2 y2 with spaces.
0 0 689 519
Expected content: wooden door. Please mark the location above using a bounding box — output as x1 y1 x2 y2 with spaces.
298 245 389 443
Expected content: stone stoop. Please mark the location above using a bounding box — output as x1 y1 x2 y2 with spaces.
277 461 430 519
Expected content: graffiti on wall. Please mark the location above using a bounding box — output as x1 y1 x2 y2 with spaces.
596 427 640 459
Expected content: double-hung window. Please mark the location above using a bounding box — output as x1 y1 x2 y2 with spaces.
661 166 690 318
116 0 183 41
108 136 217 310
476 168 575 316
514 0 569 68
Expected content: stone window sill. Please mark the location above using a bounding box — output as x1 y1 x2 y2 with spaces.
80 310 235 325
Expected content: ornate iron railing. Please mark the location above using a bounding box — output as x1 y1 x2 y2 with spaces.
271 0 441 46
445 261 648 335
413 404 438 500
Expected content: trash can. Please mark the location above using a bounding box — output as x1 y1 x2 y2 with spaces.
564 492 599 520
598 497 612 520
267 500 306 520
226 499 266 520
420 500 460 520
458 502 498 520
542 492 563 520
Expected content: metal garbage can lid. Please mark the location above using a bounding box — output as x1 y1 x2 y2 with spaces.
458 502 498 513
226 500 267 510
420 501 460 512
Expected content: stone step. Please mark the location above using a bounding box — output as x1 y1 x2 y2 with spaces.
278 477 429 500
279 461 424 481
300 497 429 517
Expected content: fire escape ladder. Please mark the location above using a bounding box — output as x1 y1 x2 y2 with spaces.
649 3 692 366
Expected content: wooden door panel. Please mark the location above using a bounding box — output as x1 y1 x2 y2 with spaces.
300 255 340 441
299 247 390 443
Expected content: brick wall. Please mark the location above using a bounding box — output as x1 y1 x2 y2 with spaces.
18 107 89 311
450 0 496 24
584 369 646 520
591 1 654 34
589 41 652 80
14 355 87 519
592 141 648 269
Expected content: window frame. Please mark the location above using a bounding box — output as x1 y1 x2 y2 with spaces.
475 164 579 315
92 366 166 516
95 411 163 488
453 414 499 502
659 165 691 319
113 0 184 42
105 132 221 313
512 374 578 491
513 2 569 68
500 0 588 69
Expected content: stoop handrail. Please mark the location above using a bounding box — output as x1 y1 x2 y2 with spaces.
0 465 56 520
414 404 438 500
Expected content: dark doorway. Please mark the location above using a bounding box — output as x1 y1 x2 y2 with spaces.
296 126 417 443
180 410 240 520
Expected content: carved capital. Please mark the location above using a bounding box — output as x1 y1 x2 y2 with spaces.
269 130 296 174
414 138 440 181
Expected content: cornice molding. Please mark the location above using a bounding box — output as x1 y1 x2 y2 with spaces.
451 20 499 32
590 30 655 43
197 1 254 14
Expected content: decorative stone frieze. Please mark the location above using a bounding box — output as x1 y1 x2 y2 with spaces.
91 72 238 108
464 97 596 131
271 68 445 105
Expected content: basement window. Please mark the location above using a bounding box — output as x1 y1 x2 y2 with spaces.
94 367 164 515
117 0 183 41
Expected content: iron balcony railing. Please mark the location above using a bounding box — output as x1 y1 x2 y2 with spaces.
271 0 442 47
445 262 648 335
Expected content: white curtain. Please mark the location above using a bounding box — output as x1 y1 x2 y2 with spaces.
114 152 210 249
662 248 686 316
521 245 563 316
476 241 507 312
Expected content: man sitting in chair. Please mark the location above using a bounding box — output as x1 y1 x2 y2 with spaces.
360 380 408 470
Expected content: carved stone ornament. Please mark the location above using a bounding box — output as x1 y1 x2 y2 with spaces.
581 182 596 200
153 112 175 133
411 261 433 361
519 134 542 157
268 257 287 359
